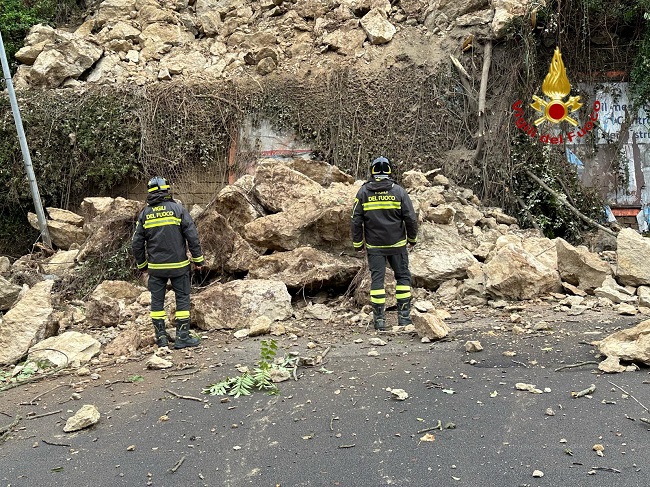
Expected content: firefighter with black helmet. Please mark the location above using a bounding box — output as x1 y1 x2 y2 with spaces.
351 157 418 331
132 176 205 349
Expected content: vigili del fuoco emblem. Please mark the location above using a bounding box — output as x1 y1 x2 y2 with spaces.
530 47 583 126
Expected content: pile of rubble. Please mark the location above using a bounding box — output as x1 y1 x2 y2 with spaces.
11 0 542 88
1 158 649 375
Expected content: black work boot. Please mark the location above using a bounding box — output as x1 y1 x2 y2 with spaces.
152 319 169 348
174 318 200 349
372 303 386 331
397 299 413 326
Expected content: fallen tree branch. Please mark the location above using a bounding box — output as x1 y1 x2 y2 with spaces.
472 40 493 168
21 384 66 406
26 410 62 420
524 169 616 237
170 455 186 473
449 55 477 112
0 416 21 443
555 361 599 372
165 389 204 403
608 381 649 413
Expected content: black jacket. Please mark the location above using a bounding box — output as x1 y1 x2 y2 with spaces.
351 178 418 255
132 193 204 277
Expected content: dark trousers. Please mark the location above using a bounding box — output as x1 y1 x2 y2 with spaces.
367 252 411 305
148 272 191 321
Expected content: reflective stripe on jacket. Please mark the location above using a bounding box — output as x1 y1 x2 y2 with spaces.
132 194 204 277
351 178 418 255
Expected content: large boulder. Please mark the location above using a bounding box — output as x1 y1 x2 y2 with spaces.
248 247 362 290
616 228 650 286
483 243 561 300
28 331 101 367
27 213 86 250
94 0 137 26
597 319 650 371
252 160 324 213
42 249 79 276
195 210 259 273
214 175 266 235
286 159 355 187
555 238 611 293
409 223 478 289
14 24 56 65
0 280 56 365
244 182 358 252
85 280 145 327
191 279 292 330
26 30 104 87
0 277 22 311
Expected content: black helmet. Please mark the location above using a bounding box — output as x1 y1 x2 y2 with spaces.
370 156 393 178
147 176 170 193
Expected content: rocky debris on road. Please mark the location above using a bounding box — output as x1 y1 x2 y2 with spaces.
3 157 650 382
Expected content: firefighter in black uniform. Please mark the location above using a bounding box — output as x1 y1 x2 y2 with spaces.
351 157 418 331
132 177 205 348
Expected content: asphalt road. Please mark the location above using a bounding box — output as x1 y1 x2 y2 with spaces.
1 311 649 487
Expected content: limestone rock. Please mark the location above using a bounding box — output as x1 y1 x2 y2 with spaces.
594 275 637 304
484 244 561 300
360 8 396 45
27 31 104 87
46 207 84 226
285 159 355 187
597 319 650 368
555 238 611 293
14 24 56 65
191 279 292 330
104 326 142 356
249 315 273 337
42 249 79 275
411 310 450 340
409 237 478 289
28 331 101 367
0 277 22 311
0 280 56 366
85 280 145 327
252 160 324 213
28 213 86 250
248 247 362 290
64 405 100 432
215 175 265 234
195 210 259 273
616 227 650 286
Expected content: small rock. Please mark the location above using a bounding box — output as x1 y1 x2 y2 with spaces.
369 337 387 346
367 350 380 357
63 404 100 432
389 388 408 401
532 470 544 478
545 408 555 416
233 329 249 339
464 341 483 353
146 354 173 370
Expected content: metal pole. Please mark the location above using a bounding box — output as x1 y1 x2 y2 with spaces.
0 29 51 248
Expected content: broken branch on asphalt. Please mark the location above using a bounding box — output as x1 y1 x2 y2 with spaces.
571 384 596 398
607 381 649 413
165 389 205 402
554 361 598 372
170 455 186 473
0 415 21 443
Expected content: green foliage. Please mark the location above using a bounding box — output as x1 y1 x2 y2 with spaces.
202 339 294 398
511 134 604 242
